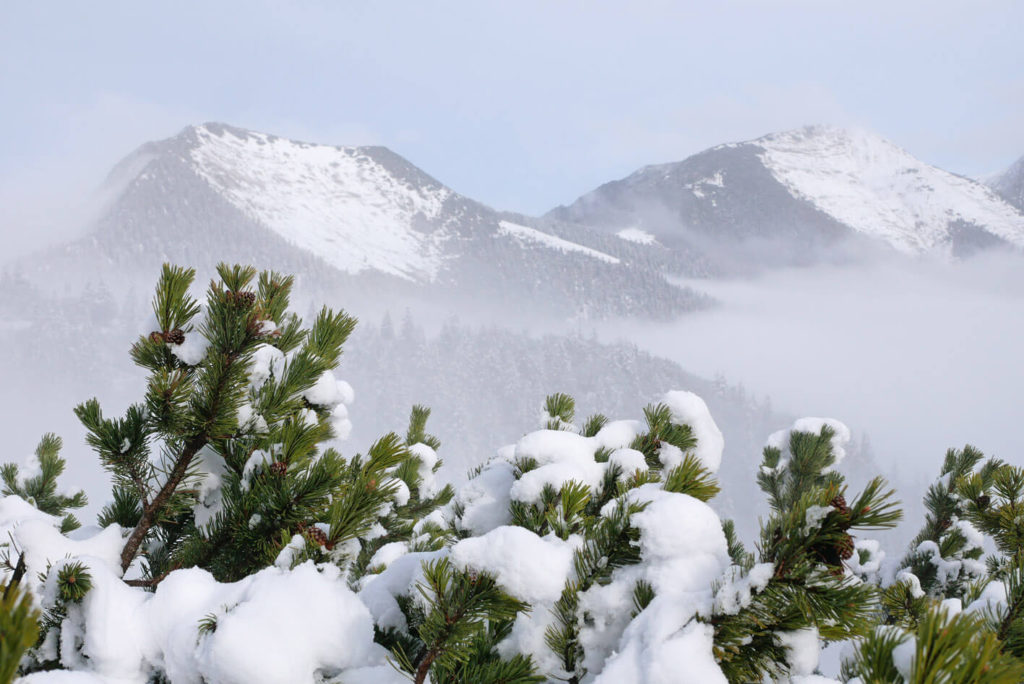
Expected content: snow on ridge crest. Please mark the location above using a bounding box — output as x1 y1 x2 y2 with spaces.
498 220 621 264
754 125 1024 253
187 123 451 282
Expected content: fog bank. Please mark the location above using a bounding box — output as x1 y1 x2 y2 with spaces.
609 253 1024 503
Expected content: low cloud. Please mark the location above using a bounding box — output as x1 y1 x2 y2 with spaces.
608 252 1024 498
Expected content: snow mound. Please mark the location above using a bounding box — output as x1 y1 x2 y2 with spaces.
661 391 724 472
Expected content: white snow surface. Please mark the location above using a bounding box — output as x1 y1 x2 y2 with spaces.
454 460 515 536
508 429 604 503
661 390 724 472
498 220 621 264
450 526 577 604
189 125 451 281
778 627 821 676
615 227 657 245
22 557 383 684
756 126 1024 254
0 496 125 596
591 485 730 682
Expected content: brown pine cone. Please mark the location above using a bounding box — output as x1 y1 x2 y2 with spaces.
836 534 855 561
166 328 185 345
977 494 991 509
938 518 952 531
304 524 330 548
269 461 288 476
227 291 256 308
830 494 850 516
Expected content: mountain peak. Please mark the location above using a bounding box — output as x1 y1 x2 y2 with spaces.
181 122 454 281
549 124 1024 260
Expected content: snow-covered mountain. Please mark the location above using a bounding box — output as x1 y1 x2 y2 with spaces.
988 154 1024 212
23 123 704 320
549 126 1024 265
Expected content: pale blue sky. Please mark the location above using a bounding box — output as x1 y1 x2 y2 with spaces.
2 0 1022 234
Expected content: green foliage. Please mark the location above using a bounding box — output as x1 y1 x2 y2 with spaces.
395 557 533 684
351 406 455 581
897 445 993 601
881 577 931 629
756 425 844 512
544 496 648 683
631 402 696 469
712 425 902 681
722 519 754 569
543 392 576 431
631 579 656 618
662 454 720 502
843 606 1024 682
1 579 40 684
983 554 1024 659
406 404 442 451
427 619 544 684
1 433 87 533
510 480 590 540
62 264 387 582
581 413 607 438
55 561 93 602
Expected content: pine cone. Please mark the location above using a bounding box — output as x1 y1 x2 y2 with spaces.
836 534 855 561
269 461 288 476
938 518 951 531
227 291 256 308
977 494 991 509
830 494 850 516
304 524 330 548
166 328 185 345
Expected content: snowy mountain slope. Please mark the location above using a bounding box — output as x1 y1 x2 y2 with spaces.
188 125 451 281
988 154 1024 212
550 126 1024 264
18 123 707 320
497 220 620 264
757 127 1024 253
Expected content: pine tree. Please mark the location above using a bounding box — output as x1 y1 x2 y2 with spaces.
711 424 901 681
844 447 1024 680
895 445 992 603
1 433 87 533
351 405 455 581
14 264 448 672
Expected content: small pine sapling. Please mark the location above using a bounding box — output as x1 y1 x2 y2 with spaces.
1 434 87 533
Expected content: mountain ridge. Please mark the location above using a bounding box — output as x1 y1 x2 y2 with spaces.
16 122 707 321
549 125 1024 264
